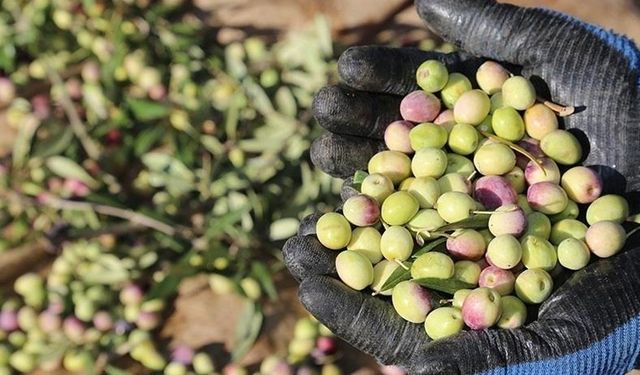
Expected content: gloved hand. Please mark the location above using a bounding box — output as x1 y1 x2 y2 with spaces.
284 0 640 374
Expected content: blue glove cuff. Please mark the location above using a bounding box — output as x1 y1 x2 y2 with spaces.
481 315 640 375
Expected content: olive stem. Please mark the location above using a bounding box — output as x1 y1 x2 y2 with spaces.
626 226 640 240
473 210 495 215
477 130 546 174
538 97 575 117
394 259 410 270
466 171 478 182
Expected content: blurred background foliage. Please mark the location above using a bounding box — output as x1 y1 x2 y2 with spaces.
0 0 637 374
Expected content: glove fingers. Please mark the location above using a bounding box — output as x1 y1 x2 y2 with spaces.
337 46 481 96
415 0 551 66
299 275 428 367
310 132 385 179
313 85 401 139
282 234 338 282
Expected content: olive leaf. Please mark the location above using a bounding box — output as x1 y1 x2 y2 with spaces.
412 237 447 258
438 215 490 232
413 278 475 295
378 261 412 293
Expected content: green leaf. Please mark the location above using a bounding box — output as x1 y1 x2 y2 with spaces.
12 116 40 168
438 215 490 232
105 366 133 375
379 261 412 293
412 238 447 258
251 262 278 301
232 302 263 362
45 156 98 188
352 170 369 185
413 278 475 295
125 97 170 121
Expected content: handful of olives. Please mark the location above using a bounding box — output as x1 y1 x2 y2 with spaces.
315 60 633 340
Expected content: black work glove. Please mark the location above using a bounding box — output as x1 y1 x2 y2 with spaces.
284 0 640 374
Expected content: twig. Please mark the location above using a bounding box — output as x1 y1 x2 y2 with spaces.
537 97 575 117
40 195 179 237
45 61 101 160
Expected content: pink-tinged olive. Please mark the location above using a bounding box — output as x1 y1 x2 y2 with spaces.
586 194 630 225
515 269 553 304
489 205 528 237
63 317 86 343
540 130 583 165
335 251 374 291
408 209 446 233
342 194 380 227
474 176 517 210
136 311 161 331
549 200 580 223
525 158 561 185
385 121 415 154
316 213 352 250
434 109 455 126
453 260 482 285
0 310 18 332
382 191 420 225
504 167 526 194
476 61 510 95
409 123 449 151
478 266 515 295
92 311 114 332
461 287 502 330
436 192 477 223
550 219 588 246
453 289 473 309
381 226 414 261
316 336 338 355
446 154 476 178
524 103 559 140
448 123 479 155
446 229 487 261
557 238 591 270
416 60 449 93
561 166 603 204
520 235 558 271
361 173 395 204
496 296 527 329
368 151 412 185
0 78 16 107
412 252 455 279
486 235 522 270
454 90 491 125
502 76 536 110
524 212 552 240
371 260 401 296
515 137 545 169
400 91 441 123
38 311 61 333
438 173 472 194
222 364 248 375
392 281 433 323
527 182 569 215
490 92 504 114
347 227 383 264
412 147 448 178
441 73 472 108
473 143 516 176
120 283 144 306
585 221 627 258
408 177 441 209
171 345 195 365
424 307 464 340
492 107 525 142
